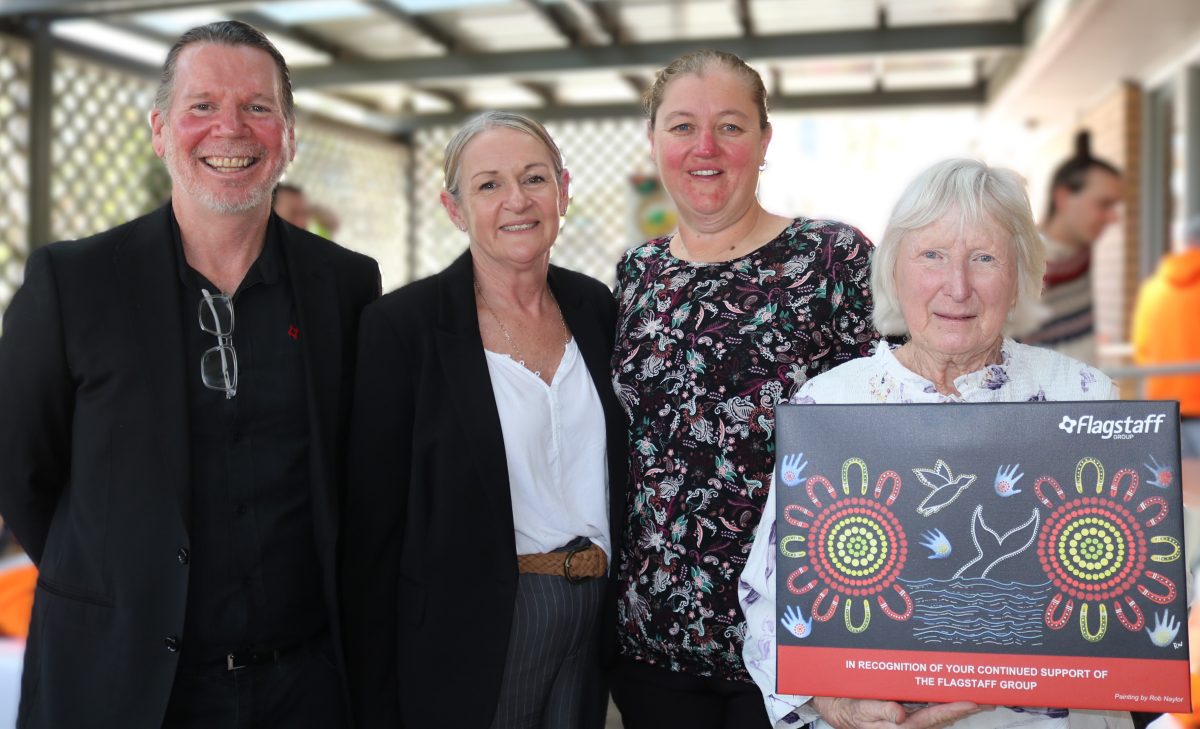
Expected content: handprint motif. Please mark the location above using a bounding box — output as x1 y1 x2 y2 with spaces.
993 464 1024 498
919 529 951 559
779 453 808 488
1144 455 1175 490
780 604 812 639
1146 609 1181 647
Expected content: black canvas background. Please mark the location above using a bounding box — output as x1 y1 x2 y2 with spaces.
774 400 1187 661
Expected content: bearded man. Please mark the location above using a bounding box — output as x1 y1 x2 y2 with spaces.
0 20 379 729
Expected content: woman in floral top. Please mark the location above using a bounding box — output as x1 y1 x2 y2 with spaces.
609 49 877 728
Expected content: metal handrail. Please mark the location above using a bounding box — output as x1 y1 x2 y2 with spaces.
1104 361 1200 378
1100 360 1200 399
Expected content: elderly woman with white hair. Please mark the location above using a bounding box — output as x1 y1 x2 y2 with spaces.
737 158 1132 729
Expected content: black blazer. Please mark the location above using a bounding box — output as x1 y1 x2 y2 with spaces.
0 204 381 729
342 251 627 729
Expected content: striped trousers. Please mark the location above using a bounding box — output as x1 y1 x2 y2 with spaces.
489 569 607 729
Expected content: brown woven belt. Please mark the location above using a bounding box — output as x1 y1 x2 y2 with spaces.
517 542 607 583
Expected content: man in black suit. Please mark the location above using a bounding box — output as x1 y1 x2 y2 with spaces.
0 20 379 729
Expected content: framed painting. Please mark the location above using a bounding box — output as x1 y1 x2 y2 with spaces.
774 401 1190 713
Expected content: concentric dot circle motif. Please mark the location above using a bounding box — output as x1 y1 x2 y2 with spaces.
807 497 907 597
828 516 888 576
1037 497 1147 602
1062 518 1122 579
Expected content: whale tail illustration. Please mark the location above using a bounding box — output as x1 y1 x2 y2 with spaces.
952 505 1040 579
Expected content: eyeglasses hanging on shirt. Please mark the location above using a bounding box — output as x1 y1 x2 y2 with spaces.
199 288 237 399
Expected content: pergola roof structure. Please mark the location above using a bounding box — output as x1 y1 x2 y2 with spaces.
0 0 1035 136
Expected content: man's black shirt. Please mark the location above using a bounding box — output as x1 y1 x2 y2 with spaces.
172 213 325 664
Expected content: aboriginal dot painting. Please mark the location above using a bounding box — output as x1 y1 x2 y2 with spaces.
773 401 1189 713
782 460 912 634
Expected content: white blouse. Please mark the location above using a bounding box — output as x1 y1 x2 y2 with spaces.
484 338 610 559
738 339 1130 729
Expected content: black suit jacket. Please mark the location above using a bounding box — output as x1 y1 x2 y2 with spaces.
0 204 381 729
342 251 627 729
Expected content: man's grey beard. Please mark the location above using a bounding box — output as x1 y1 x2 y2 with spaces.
162 146 289 215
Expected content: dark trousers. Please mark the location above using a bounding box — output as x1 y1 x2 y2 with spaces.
162 638 346 729
609 657 772 729
490 570 607 729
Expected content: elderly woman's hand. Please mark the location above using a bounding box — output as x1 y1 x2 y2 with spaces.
812 696 981 729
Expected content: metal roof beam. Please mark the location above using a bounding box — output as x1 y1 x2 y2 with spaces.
52 34 159 77
361 0 464 53
389 84 987 133
294 20 1023 87
584 0 625 44
48 34 405 135
519 0 611 46
519 80 556 106
521 0 581 46
560 0 615 45
102 16 178 44
415 86 466 112
228 10 364 62
59 16 392 118
622 72 647 99
735 0 754 36
0 0 220 20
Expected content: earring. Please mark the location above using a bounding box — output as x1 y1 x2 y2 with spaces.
758 161 768 172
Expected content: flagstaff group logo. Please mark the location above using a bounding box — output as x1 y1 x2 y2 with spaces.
1057 413 1168 440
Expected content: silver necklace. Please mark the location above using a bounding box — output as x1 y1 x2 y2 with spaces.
474 281 569 377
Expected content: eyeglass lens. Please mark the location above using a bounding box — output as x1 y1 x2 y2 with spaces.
201 345 238 396
199 288 237 398
199 291 234 336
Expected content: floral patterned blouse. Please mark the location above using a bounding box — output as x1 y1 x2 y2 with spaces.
611 217 877 681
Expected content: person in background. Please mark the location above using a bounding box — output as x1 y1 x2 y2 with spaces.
1132 214 1200 457
274 181 311 230
310 202 341 239
609 49 876 729
1022 132 1122 365
0 20 380 729
740 158 1131 729
342 110 626 729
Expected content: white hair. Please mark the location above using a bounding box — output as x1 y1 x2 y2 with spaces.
870 158 1046 337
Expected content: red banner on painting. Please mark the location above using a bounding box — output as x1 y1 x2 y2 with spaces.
779 646 1190 713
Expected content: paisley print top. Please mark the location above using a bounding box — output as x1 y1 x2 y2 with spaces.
611 217 877 681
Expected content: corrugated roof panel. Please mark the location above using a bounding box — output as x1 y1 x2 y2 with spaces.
53 20 172 67
887 0 1016 26
620 0 740 42
254 1 374 25
463 78 546 107
447 5 569 51
555 71 639 104
752 0 876 34
133 7 231 36
777 59 876 94
305 13 447 58
881 53 976 89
